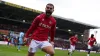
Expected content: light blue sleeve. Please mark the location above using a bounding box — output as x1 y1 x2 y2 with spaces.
19 32 24 38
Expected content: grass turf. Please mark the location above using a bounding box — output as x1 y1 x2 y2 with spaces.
0 45 99 56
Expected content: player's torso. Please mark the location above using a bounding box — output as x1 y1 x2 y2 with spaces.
71 37 77 45
38 16 53 31
33 14 55 38
71 37 77 42
19 32 24 39
88 38 96 45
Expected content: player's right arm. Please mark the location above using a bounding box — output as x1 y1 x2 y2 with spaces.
86 38 90 43
25 16 40 38
69 37 72 44
84 38 90 42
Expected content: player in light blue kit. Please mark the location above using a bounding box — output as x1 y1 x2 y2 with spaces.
17 31 24 51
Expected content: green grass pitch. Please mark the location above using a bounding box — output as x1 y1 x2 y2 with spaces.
0 45 99 56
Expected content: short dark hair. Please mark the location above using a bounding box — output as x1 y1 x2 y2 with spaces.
46 3 54 9
91 34 94 37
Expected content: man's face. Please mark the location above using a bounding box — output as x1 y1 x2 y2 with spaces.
75 34 78 37
45 4 54 17
91 34 94 38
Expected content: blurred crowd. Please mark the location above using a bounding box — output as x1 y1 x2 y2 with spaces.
0 24 27 32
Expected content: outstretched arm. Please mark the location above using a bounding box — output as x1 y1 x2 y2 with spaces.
95 39 97 44
25 16 40 38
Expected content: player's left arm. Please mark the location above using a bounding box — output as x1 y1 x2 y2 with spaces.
75 38 79 44
95 38 97 44
76 37 78 42
69 37 71 43
50 21 56 45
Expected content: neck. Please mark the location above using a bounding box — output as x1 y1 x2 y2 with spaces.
46 15 50 18
44 13 51 18
45 12 52 16
91 37 93 38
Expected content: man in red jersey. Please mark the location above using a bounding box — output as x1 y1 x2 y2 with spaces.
68 34 78 56
87 34 97 56
24 3 56 56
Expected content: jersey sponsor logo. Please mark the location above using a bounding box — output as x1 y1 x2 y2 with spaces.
90 39 95 42
39 23 51 29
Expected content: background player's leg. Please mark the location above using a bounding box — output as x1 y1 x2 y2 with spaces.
68 45 72 56
87 49 91 56
72 45 75 53
17 44 21 51
69 49 73 56
87 45 91 56
17 40 22 51
71 45 75 56
69 45 75 56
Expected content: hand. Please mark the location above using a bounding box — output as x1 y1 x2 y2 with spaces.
24 37 28 42
70 41 72 44
50 41 54 47
95 42 97 44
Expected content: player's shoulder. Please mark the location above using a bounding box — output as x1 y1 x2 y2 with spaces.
76 37 78 39
93 37 96 39
88 37 90 39
36 13 45 19
50 16 56 23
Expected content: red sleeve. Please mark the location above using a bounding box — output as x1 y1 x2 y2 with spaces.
50 21 56 42
69 37 73 43
94 38 96 41
88 38 90 40
87 38 90 42
77 38 79 42
25 16 40 38
69 37 72 41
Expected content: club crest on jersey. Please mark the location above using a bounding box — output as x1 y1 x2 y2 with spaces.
49 21 52 24
42 19 44 21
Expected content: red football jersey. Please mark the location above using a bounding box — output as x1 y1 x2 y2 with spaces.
25 13 56 41
70 36 78 46
88 37 96 46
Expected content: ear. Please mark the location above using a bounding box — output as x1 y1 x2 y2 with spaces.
45 7 46 11
52 9 54 12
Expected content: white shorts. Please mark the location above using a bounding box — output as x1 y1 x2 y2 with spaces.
28 39 52 53
69 45 75 52
88 45 93 49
